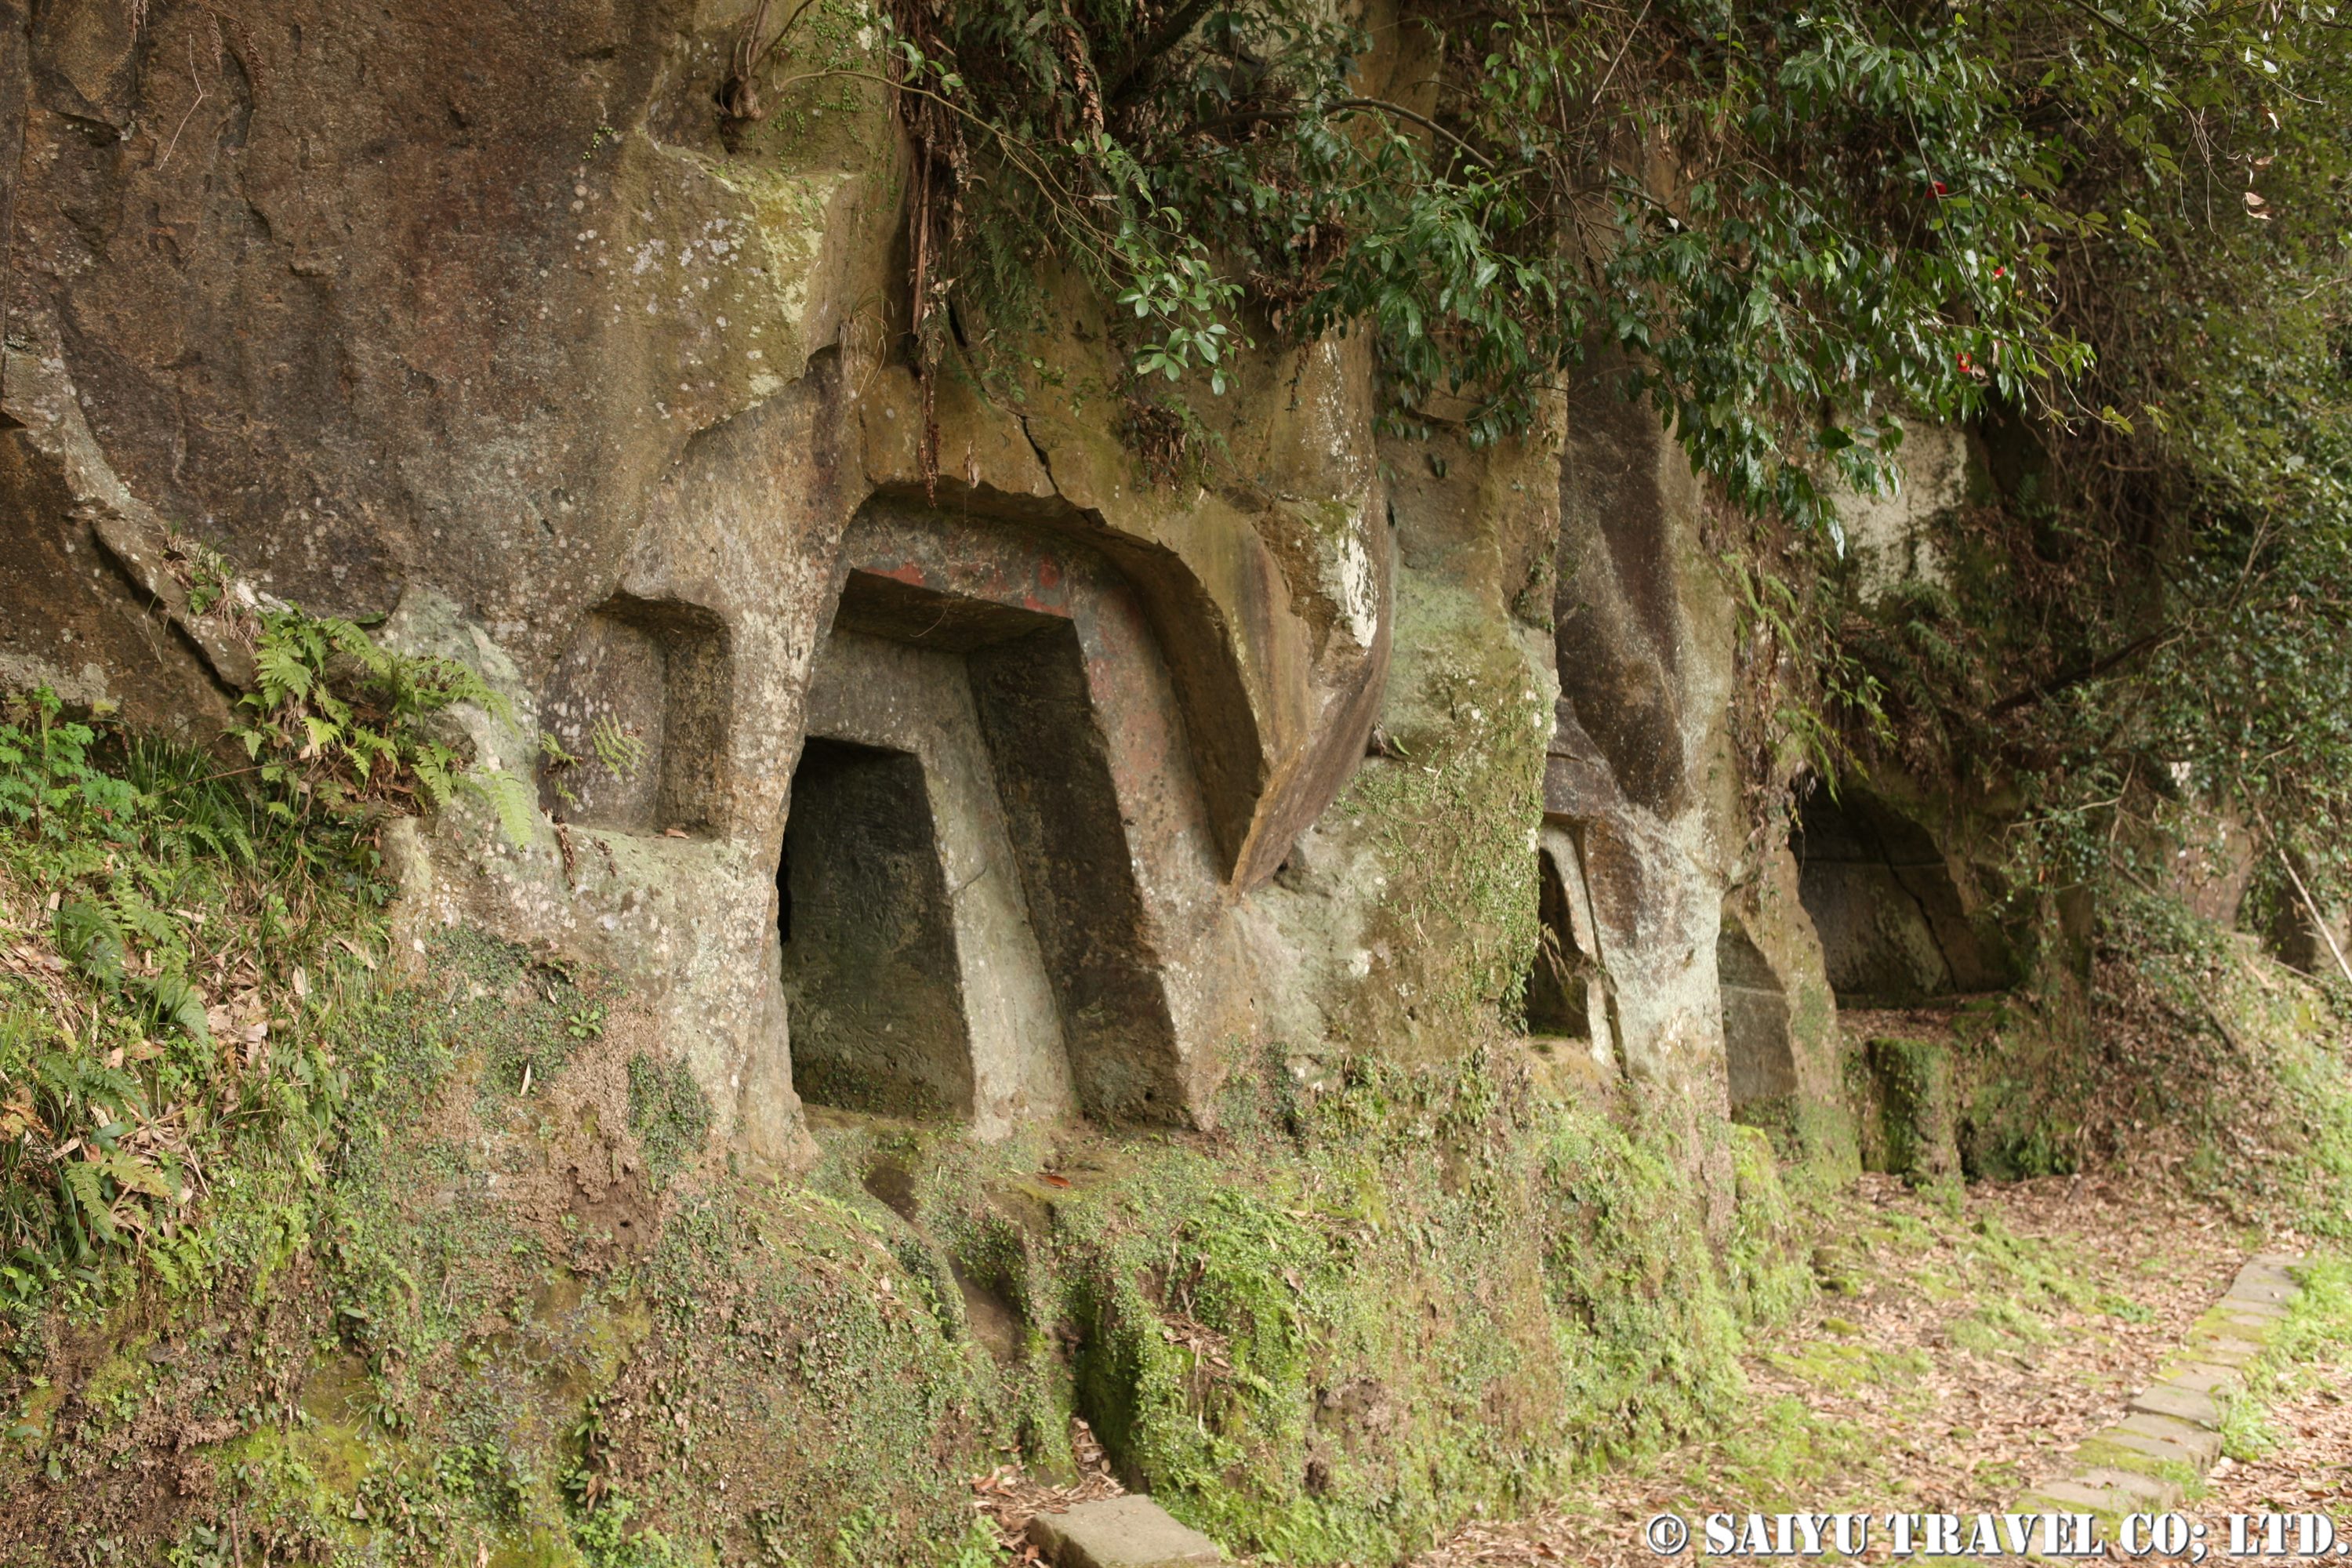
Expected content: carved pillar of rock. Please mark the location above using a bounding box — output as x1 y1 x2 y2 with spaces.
1547 361 1740 1226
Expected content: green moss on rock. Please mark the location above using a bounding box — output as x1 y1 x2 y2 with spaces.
3 916 1809 1568
1855 1036 1962 1189
1330 570 1551 1053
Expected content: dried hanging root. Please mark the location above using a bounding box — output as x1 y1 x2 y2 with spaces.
884 0 967 495
720 0 827 122
720 0 777 120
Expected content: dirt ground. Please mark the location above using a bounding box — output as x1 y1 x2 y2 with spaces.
2203 1355 2352 1516
1409 1173 2333 1567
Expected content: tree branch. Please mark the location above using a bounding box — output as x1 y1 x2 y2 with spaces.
1987 625 2173 717
2250 798 2352 987
1105 0 1221 107
1186 97 1495 171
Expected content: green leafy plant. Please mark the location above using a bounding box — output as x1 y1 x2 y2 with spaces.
542 729 587 811
0 689 379 1318
787 0 2125 506
230 608 506 826
588 717 648 782
739 0 2348 898
0 689 137 844
543 719 647 822
164 533 240 623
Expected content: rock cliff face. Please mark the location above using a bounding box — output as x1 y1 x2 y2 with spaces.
1 0 1853 1178
11 8 2351 1564
11 5 2193 1561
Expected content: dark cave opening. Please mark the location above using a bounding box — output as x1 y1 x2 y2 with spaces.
1526 842 1593 1039
1791 790 2009 1005
778 736 975 1119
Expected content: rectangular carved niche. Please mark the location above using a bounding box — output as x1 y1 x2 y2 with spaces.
1528 841 1593 1038
539 595 731 835
1719 916 1798 1113
1524 823 1616 1066
779 738 976 1119
781 562 1186 1131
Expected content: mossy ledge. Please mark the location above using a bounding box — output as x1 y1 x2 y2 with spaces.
0 928 1801 1567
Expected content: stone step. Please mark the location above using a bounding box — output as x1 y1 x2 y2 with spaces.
1026 1496 1225 1568
2127 1383 2222 1428
2113 1410 2223 1466
2012 1253 2306 1542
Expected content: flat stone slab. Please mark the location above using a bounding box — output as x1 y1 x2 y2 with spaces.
2209 1319 2282 1346
2159 1363 2240 1395
2129 1384 2221 1428
2117 1411 2222 1465
2088 1425 2209 1470
2025 1479 2137 1519
1028 1497 1224 1568
2208 1299 2286 1326
2078 1465 2180 1505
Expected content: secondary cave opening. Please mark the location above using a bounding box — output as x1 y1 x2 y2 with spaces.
1526 841 1592 1039
777 736 976 1120
1718 916 1798 1116
1791 789 2009 1006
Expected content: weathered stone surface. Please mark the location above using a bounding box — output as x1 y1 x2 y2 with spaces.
2085 1426 2209 1470
1861 1036 1962 1186
2128 1384 2222 1428
2114 1412 2223 1465
1719 912 1797 1110
0 0 1841 1214
1792 787 2012 1004
1252 416 1562 1069
851 304 1394 894
2023 1479 2134 1519
2230 1277 2294 1306
1545 367 1731 1080
1534 361 1755 1221
2183 1337 2263 1364
2206 1305 2286 1340
0 0 1409 1158
1834 423 1971 605
2158 1362 2240 1395
2218 1293 2289 1316
0 345 245 738
770 501 1256 1132
1026 1497 1223 1568
2076 1466 2179 1505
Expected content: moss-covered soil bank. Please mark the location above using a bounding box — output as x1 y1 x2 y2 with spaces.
1398 1185 2350 1568
2 900 1815 1567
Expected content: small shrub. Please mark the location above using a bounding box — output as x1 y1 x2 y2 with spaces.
231 608 505 826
